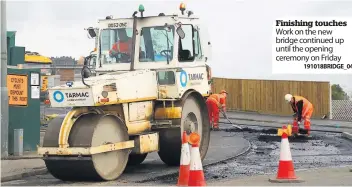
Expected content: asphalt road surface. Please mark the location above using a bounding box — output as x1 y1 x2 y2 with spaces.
3 125 352 186
3 130 250 186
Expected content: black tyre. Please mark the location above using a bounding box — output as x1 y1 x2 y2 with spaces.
127 153 148 166
157 93 211 166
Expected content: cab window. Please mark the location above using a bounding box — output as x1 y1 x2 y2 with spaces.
194 28 203 61
100 28 133 64
178 25 203 62
157 71 175 85
139 26 175 62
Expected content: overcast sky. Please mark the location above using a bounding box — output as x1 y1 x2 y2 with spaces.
4 0 352 94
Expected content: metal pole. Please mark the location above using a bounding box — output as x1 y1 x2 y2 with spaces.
1 0 9 158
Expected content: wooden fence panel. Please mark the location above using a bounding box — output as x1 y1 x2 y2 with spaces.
212 78 330 118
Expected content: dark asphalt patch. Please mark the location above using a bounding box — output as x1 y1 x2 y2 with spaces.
225 127 280 134
225 126 315 143
257 134 313 143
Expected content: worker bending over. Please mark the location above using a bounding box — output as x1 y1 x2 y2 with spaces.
285 94 314 135
206 90 228 131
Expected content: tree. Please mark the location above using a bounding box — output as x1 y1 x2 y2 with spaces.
331 84 350 100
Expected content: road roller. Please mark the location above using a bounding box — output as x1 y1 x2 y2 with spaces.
37 3 213 181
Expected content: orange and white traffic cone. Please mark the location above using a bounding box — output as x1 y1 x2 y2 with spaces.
177 131 191 186
188 132 206 186
269 126 304 183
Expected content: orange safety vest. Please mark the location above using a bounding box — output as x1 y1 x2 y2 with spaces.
207 94 226 109
291 95 313 117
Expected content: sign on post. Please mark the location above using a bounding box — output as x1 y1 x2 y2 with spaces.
7 74 28 106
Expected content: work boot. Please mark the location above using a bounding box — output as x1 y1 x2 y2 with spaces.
304 125 311 136
212 124 220 131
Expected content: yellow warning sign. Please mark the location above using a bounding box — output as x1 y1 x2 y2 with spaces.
41 75 48 92
7 74 28 106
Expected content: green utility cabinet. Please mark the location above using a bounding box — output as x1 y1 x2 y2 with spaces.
6 32 41 154
7 68 41 154
7 31 25 66
7 31 16 63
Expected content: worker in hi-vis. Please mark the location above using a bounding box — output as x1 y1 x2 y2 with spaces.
206 90 228 131
109 30 133 61
285 94 314 135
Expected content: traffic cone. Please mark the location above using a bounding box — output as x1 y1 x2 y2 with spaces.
177 131 191 186
188 132 206 186
269 126 304 183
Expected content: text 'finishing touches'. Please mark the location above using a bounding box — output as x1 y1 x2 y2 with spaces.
276 20 347 29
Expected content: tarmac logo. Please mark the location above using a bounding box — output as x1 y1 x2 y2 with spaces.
180 70 188 87
65 92 89 98
53 91 64 103
188 73 204 81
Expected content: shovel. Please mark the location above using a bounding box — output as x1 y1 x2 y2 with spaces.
220 109 242 130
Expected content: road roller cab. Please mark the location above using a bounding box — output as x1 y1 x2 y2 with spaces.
38 3 213 181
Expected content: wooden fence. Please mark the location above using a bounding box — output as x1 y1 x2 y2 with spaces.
212 78 330 118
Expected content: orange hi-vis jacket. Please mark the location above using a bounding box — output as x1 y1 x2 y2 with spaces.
207 94 227 112
290 95 313 122
110 39 132 54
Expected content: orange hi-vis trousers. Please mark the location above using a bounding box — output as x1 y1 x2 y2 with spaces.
206 98 220 128
293 104 314 134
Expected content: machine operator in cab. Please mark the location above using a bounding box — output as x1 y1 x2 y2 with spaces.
109 29 132 62
285 94 314 135
206 90 228 131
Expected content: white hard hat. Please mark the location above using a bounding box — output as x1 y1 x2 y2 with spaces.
284 94 293 103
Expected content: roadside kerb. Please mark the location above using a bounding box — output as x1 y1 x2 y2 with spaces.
2 156 42 160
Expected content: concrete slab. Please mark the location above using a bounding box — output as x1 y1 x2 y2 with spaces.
210 166 352 186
